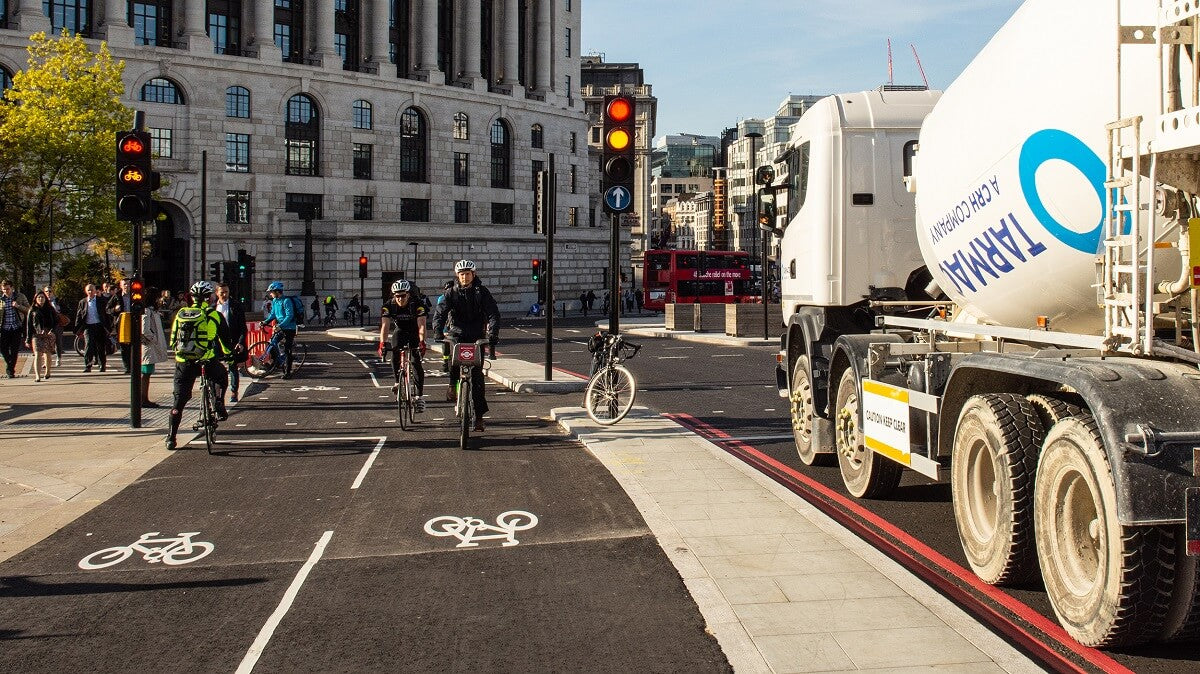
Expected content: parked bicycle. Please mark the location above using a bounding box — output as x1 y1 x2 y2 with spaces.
245 334 308 378
585 331 641 425
394 344 421 429
447 338 492 449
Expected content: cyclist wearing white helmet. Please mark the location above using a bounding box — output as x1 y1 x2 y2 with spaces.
260 280 299 379
165 280 234 450
433 259 500 430
379 279 428 411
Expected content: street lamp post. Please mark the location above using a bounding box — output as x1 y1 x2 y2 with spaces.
744 131 763 305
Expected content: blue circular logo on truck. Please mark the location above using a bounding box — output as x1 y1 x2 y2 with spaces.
1018 129 1107 254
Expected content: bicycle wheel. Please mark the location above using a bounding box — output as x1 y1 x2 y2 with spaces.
290 342 308 372
397 353 409 431
585 365 637 425
404 356 418 426
459 370 472 450
74 333 86 357
245 340 275 378
202 376 217 453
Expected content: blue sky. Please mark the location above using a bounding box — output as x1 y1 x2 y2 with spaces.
581 0 1024 140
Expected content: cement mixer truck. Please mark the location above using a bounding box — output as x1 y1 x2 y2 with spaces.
771 0 1200 648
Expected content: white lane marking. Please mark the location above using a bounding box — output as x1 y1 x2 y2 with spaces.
336 421 348 425
424 511 539 548
658 356 688 360
297 397 308 400
350 437 388 489
713 410 725 414
664 346 695 350
432 417 445 421
711 354 740 358
326 343 371 369
338 396 348 399
285 422 297 426
763 408 776 412
236 423 247 427
237 530 334 674
219 437 387 490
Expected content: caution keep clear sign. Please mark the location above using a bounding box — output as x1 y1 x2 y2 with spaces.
861 379 912 467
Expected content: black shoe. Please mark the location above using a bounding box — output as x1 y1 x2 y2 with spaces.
165 436 177 451
229 392 239 403
99 365 107 372
217 407 229 422
473 421 486 432
83 366 91 373
142 401 160 408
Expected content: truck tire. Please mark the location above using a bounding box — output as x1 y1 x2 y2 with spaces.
951 394 1043 586
1025 393 1082 430
1162 528 1200 643
1034 415 1175 647
790 355 832 466
834 367 902 499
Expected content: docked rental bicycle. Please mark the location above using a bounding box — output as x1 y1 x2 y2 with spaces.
193 360 221 454
245 332 308 378
394 344 421 429
447 338 492 449
585 331 641 425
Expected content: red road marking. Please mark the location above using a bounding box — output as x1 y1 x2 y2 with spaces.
666 412 1132 674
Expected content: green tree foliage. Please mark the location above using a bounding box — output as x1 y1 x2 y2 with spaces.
0 31 130 296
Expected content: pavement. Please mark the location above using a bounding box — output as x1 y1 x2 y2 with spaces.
0 329 1040 673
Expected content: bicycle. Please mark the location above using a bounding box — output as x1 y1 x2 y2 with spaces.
245 334 308 378
447 338 492 449
192 360 222 454
584 331 641 425
394 345 420 430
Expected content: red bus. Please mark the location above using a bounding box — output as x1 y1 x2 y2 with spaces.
642 249 753 311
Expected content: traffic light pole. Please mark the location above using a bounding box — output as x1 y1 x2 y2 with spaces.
544 154 556 381
609 213 620 336
129 215 143 429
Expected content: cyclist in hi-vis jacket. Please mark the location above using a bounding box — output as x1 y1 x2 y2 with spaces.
166 280 233 451
433 259 500 431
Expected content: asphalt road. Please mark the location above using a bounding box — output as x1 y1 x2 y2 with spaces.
0 338 728 673
501 315 1200 674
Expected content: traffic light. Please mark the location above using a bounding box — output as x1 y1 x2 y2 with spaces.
129 278 145 312
209 261 224 282
115 130 154 221
245 253 256 276
601 95 636 214
359 253 369 279
531 258 542 282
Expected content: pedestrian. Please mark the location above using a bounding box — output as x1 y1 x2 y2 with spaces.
579 292 588 317
602 290 610 314
213 283 247 402
139 291 170 407
433 260 500 431
24 290 57 381
156 289 172 313
107 278 134 374
310 296 320 323
74 283 110 372
99 281 114 306
43 285 65 366
0 279 30 378
634 289 643 314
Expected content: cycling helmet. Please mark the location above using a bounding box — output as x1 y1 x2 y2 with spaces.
454 259 476 273
267 281 284 292
190 280 216 297
391 280 412 294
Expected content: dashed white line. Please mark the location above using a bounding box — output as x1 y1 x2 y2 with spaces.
349 437 388 489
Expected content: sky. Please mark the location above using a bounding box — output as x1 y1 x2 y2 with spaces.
581 0 1025 141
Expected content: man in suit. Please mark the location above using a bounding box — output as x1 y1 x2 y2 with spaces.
106 279 133 374
75 283 110 372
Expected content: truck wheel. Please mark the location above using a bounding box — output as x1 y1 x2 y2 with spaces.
951 394 1042 586
791 355 832 466
834 367 902 499
1162 527 1200 642
1034 415 1175 647
1025 393 1082 430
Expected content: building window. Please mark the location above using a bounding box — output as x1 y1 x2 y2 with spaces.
399 107 427 182
400 198 430 222
590 127 600 144
225 133 250 172
436 0 453 84
140 77 184 104
285 94 320 176
389 0 410 76
226 190 250 224
570 164 577 193
491 202 513 224
353 99 372 129
334 0 360 71
490 119 510 188
564 27 570 57
131 1 171 46
46 0 90 36
564 0 570 10
149 128 172 158
569 132 576 153
353 195 373 220
454 200 469 224
274 0 303 63
453 111 468 140
453 152 469 186
531 123 543 149
353 143 372 179
568 207 578 227
285 192 323 219
208 1 241 55
225 86 250 117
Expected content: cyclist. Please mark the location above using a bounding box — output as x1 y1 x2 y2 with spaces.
261 281 299 379
433 260 500 431
165 280 234 451
323 294 339 324
378 280 428 412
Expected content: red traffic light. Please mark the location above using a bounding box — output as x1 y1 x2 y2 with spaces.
606 97 633 123
359 255 368 266
119 135 148 156
129 278 145 303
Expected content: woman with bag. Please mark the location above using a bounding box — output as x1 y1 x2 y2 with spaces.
139 293 171 407
24 291 58 381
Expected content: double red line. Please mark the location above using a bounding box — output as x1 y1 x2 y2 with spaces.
666 412 1131 674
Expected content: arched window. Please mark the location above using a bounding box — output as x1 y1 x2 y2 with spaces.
285 94 320 176
353 99 372 129
226 86 250 118
140 77 185 104
531 123 543 149
453 112 468 140
490 119 510 188
399 107 426 182
46 0 91 37
1 67 13 94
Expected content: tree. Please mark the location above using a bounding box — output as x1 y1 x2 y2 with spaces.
0 31 130 296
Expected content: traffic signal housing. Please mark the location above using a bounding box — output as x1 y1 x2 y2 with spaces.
129 278 145 312
359 253 369 279
601 95 636 214
531 258 542 282
209 261 224 282
116 130 154 221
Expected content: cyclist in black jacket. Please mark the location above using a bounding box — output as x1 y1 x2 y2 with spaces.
433 260 499 430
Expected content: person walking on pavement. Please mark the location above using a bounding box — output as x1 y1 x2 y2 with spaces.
43 286 64 366
579 291 588 317
213 283 248 402
433 260 500 432
139 293 170 407
165 280 234 450
106 279 134 374
0 280 29 378
24 290 57 381
378 280 428 412
74 283 110 373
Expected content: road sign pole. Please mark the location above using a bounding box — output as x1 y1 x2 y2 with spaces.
610 212 620 336
545 154 556 381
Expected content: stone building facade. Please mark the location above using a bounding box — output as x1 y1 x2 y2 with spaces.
0 0 614 313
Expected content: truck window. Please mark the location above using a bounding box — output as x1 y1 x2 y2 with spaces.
787 141 810 223
902 140 918 179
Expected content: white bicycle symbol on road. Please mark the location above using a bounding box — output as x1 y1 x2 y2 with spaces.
290 385 341 392
78 531 215 570
424 511 539 548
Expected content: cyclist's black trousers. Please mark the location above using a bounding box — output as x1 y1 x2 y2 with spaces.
449 364 487 416
168 360 228 435
388 341 424 395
